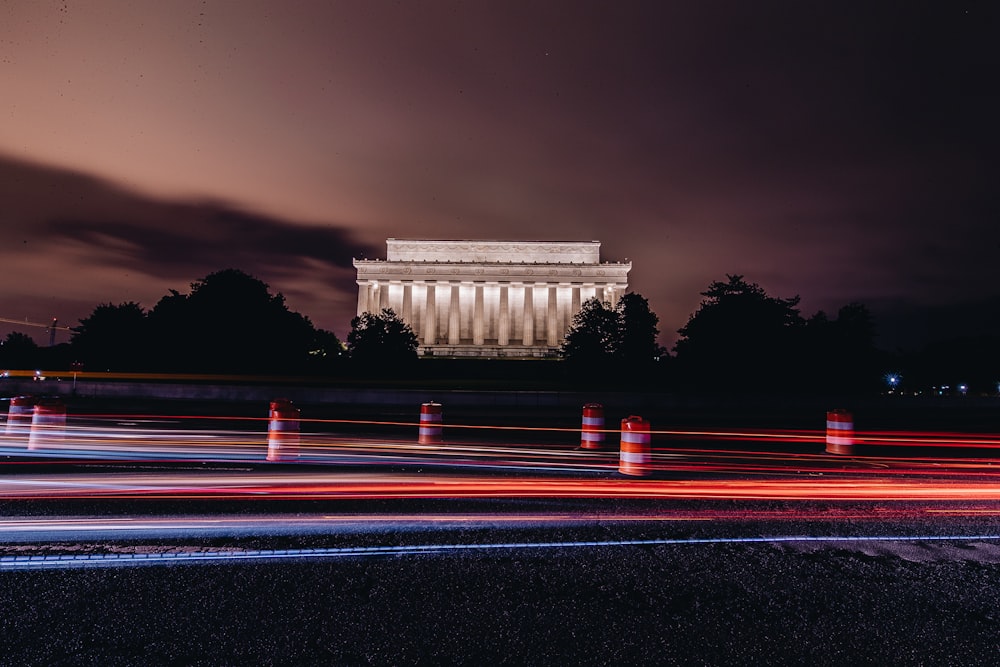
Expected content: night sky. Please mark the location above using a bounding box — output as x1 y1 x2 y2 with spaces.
1 2 997 351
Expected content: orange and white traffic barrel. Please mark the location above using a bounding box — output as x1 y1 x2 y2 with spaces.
418 402 443 445
266 399 300 462
619 415 651 476
5 396 36 439
580 403 605 450
27 399 66 451
825 409 855 455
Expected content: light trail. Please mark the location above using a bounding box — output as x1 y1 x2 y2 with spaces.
3 533 1000 571
4 471 1000 501
4 505 1000 541
8 404 1000 451
858 432 1000 449
4 419 1000 479
5 413 1000 487
10 412 1000 455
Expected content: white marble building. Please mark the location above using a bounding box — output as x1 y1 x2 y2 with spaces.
353 239 631 358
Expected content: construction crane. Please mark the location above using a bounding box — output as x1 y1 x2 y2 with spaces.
0 317 72 346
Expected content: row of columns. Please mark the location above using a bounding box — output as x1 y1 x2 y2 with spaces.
357 281 622 347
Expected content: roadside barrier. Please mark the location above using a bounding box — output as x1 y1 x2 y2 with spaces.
418 402 443 445
4 396 36 439
619 415 651 476
266 399 300 462
825 409 855 455
580 403 605 450
27 399 66 451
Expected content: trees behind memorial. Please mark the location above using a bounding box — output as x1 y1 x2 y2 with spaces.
68 269 342 374
347 308 419 372
616 293 664 365
9 267 985 393
672 275 883 392
71 302 148 371
560 292 664 380
147 269 319 373
0 331 41 370
559 298 620 367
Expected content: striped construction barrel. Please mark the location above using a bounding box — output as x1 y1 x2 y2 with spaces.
418 402 443 445
619 415 651 476
27 399 66 451
580 403 606 450
825 409 854 455
5 396 36 439
266 399 301 461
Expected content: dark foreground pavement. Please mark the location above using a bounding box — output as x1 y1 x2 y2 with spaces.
2 525 1000 665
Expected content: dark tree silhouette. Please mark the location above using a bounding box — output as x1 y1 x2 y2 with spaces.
70 302 148 371
560 292 664 383
674 275 804 390
615 292 664 364
801 302 884 391
559 298 619 365
146 289 188 369
347 308 418 369
145 269 326 373
833 303 876 351
0 331 39 369
307 328 346 370
62 269 339 375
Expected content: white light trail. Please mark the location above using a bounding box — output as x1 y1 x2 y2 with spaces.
2 534 1000 570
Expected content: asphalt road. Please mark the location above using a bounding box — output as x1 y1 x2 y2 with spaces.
2 401 999 665
1 496 999 666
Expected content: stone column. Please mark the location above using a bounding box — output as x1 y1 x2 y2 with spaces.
448 283 461 345
377 283 389 311
571 285 581 316
604 285 615 306
522 284 534 346
473 284 485 345
402 283 413 332
498 284 509 346
357 282 370 316
546 285 558 346
424 283 437 345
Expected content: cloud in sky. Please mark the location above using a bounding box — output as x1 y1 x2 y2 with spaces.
0 2 997 349
0 155 374 339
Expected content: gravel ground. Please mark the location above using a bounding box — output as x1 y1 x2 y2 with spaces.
1 525 1000 666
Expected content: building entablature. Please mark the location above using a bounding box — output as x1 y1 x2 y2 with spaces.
353 260 631 285
384 239 603 264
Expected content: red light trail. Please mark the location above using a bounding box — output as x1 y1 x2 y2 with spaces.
3 412 1000 503
2 471 1000 501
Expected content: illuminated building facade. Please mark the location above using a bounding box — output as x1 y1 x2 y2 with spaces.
353 239 631 358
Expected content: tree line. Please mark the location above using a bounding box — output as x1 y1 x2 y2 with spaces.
1 269 995 395
2 270 343 375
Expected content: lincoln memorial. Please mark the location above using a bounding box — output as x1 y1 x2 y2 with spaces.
354 239 632 358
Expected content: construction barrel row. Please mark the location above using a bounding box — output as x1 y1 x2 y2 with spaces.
3 396 858 475
215 403 860 473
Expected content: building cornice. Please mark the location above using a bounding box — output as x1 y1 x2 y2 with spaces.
354 259 631 283
382 239 612 264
